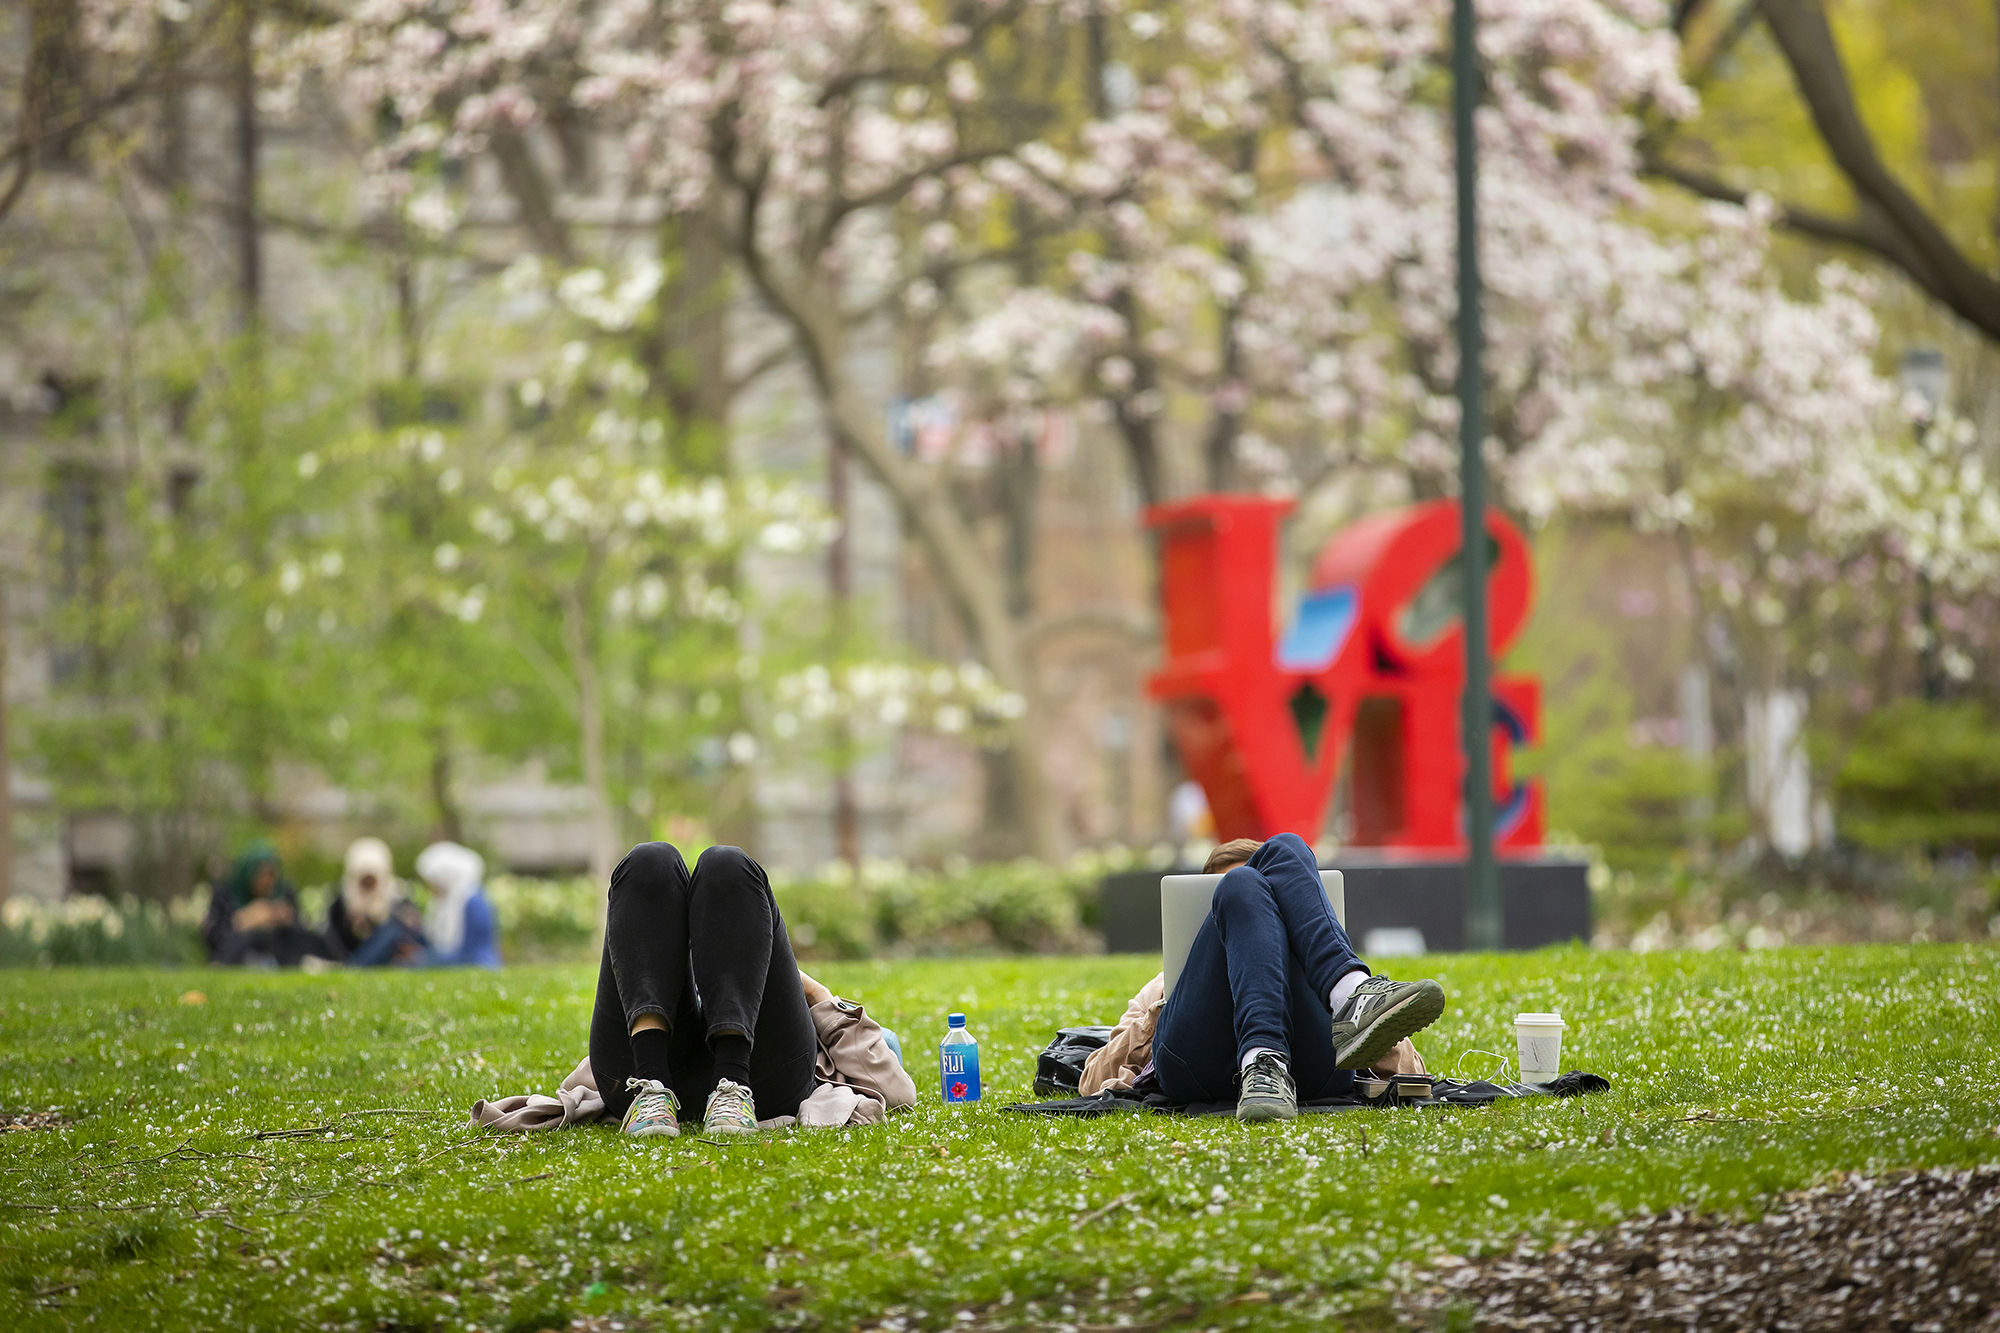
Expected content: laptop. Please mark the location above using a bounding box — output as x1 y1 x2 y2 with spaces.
1160 870 1346 998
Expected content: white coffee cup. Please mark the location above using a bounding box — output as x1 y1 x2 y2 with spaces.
1513 1012 1567 1084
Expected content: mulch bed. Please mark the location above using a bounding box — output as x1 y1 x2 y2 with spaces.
0 1110 71 1132
1400 1167 2000 1331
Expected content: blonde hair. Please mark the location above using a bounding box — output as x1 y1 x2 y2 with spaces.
1203 838 1263 874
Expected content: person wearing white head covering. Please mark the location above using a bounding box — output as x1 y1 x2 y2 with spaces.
326 837 430 966
415 841 502 968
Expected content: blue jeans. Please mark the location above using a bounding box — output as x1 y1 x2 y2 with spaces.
346 915 428 967
1152 833 1367 1105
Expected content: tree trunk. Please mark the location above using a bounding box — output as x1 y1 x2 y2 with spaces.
395 257 421 381
0 576 11 909
1916 572 1945 700
490 128 576 266
978 744 1028 859
655 206 733 472
741 259 1062 860
232 0 260 335
559 578 620 891
1669 524 1717 868
428 724 464 844
228 0 275 809
1203 142 1260 493
159 13 189 192
828 427 860 866
978 426 1041 857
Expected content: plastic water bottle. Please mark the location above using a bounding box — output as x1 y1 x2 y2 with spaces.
939 1013 981 1104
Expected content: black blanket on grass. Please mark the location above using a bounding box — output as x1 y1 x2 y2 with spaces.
1004 1070 1611 1118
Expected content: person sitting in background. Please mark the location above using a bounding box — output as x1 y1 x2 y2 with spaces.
325 837 429 967
203 841 336 968
415 841 502 969
1080 834 1442 1122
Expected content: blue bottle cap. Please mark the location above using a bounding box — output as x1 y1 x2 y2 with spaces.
948 1013 966 1026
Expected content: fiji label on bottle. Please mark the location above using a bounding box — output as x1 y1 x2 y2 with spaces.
940 1044 982 1103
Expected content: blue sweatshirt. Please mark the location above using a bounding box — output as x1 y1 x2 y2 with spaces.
429 889 503 969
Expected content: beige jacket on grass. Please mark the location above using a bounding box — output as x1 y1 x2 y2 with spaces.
1078 973 1426 1095
469 985 917 1131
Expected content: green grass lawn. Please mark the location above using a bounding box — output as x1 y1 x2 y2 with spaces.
2 945 1996 1332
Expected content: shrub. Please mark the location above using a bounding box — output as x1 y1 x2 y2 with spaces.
1 852 1137 966
776 853 1118 959
482 875 599 963
1838 700 2000 856
764 876 879 960
0 894 204 967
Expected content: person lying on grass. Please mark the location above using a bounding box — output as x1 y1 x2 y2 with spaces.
594 843 914 1139
1081 833 1446 1122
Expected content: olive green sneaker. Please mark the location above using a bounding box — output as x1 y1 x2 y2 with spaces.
1330 976 1446 1069
1236 1051 1298 1123
620 1078 681 1139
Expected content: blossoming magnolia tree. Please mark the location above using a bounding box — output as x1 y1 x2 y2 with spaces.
405 332 832 891
932 1 1892 521
307 0 1910 855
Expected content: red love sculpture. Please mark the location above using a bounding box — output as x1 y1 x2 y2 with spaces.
1147 495 1542 851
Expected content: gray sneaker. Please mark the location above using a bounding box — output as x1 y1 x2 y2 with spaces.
1237 1051 1298 1122
1330 975 1446 1069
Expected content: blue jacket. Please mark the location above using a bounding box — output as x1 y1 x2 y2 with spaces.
430 889 503 969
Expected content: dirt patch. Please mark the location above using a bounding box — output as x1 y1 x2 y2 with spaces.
1401 1167 2000 1331
0 1109 72 1132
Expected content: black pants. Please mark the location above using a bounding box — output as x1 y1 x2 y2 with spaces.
1152 832 1367 1105
588 843 818 1122
213 925 334 967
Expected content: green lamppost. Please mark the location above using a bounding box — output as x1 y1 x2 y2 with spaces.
1455 0 1502 950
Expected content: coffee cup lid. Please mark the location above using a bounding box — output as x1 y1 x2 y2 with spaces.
1513 1012 1566 1027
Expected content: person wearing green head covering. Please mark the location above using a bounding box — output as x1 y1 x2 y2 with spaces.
202 840 335 967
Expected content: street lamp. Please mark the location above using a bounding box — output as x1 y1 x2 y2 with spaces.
1455 0 1501 951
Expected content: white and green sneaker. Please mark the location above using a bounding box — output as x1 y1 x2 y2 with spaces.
620 1078 681 1138
1237 1051 1298 1123
702 1078 758 1136
1330 975 1446 1069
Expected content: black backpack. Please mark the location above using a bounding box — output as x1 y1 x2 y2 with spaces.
1033 1025 1118 1097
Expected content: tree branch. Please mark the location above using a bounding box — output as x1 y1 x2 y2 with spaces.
0 4 219 227
1021 610 1154 648
1673 0 1714 34
716 132 1021 685
837 241 1046 327
1643 153 1949 295
505 626 579 715
724 340 795 399
488 127 575 265
813 146 1014 255
815 64 930 108
1755 0 2000 340
1684 1 1761 88
0 154 29 225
